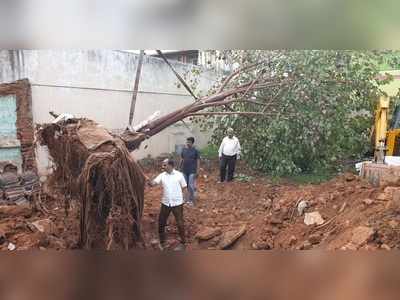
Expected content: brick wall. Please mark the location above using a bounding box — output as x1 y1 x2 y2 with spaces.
0 79 37 172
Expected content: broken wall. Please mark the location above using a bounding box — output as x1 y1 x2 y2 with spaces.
0 50 219 176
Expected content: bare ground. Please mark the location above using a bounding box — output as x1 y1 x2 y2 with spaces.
2 162 400 251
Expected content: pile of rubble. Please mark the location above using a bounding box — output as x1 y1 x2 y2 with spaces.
0 162 40 206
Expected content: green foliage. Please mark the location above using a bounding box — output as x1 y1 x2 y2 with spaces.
235 173 255 182
194 50 400 176
199 144 219 160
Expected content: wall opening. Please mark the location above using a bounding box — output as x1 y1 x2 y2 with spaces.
0 79 37 173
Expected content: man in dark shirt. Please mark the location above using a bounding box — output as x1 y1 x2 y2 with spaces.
180 137 200 206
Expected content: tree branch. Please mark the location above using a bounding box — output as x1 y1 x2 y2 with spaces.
156 50 198 100
186 112 268 117
217 61 268 93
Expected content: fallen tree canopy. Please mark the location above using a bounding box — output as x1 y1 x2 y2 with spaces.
38 119 145 250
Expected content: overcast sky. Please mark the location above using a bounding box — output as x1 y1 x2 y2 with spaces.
125 50 178 55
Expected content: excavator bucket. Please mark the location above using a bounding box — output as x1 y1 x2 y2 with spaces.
360 162 400 186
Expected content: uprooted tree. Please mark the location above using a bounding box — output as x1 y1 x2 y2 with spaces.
38 50 400 249
37 53 287 249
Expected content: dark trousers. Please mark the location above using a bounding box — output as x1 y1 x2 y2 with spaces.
220 154 237 182
158 204 185 244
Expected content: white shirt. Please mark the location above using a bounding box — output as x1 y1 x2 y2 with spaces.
219 136 241 157
153 170 187 207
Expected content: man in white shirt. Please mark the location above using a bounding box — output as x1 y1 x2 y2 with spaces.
218 127 241 182
148 159 188 248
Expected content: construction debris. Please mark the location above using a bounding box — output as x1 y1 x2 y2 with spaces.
7 242 16 251
1 159 400 251
31 219 55 235
219 225 247 249
350 226 375 248
304 212 325 226
196 227 222 241
0 170 40 205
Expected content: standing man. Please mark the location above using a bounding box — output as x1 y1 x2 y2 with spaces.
148 159 187 248
218 127 241 183
180 137 200 205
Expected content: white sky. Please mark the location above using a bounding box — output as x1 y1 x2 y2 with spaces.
125 50 178 55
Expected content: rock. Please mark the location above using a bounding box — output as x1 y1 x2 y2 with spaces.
389 220 399 229
386 189 400 211
309 234 322 245
351 226 375 247
381 244 391 251
304 212 325 226
289 235 297 246
376 193 389 201
271 227 280 235
0 228 5 245
384 187 400 197
150 239 160 248
7 242 16 251
196 227 222 241
263 199 272 209
316 197 327 205
341 243 358 250
31 219 55 235
364 245 378 251
273 203 281 212
297 200 308 216
48 236 67 249
219 225 247 249
363 199 374 205
345 173 356 181
252 240 270 250
301 240 312 250
270 216 283 225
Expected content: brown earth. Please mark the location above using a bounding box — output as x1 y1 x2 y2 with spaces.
2 162 400 251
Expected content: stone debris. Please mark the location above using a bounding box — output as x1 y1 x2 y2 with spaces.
0 170 40 205
289 235 297 246
350 226 375 248
219 225 247 249
30 219 56 235
363 199 374 206
195 227 222 241
7 242 16 251
308 233 322 245
304 212 325 226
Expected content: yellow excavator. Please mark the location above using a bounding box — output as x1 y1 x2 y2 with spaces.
373 95 400 162
361 95 400 186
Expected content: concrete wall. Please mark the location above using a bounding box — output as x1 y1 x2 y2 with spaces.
0 50 217 175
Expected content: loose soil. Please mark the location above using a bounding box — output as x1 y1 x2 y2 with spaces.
2 162 400 251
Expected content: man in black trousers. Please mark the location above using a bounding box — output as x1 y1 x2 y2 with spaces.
218 128 241 183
